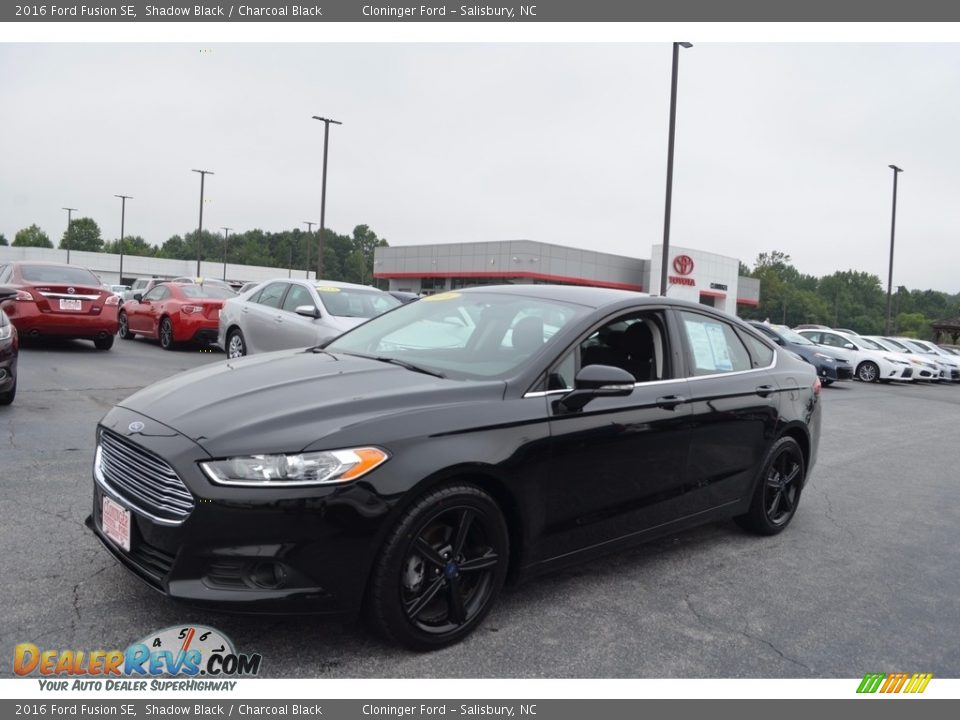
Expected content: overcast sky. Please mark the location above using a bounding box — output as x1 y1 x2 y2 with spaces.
1 43 959 292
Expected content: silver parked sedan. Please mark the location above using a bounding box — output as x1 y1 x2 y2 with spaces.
217 279 400 357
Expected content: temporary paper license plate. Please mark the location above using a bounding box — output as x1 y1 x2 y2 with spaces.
59 299 82 311
102 495 131 551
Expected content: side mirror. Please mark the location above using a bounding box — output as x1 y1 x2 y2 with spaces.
557 364 635 414
295 305 321 319
133 294 143 302
844 343 855 350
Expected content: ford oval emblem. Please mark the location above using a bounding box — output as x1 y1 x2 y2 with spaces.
128 421 145 433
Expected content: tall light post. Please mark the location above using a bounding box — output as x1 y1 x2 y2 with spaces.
659 42 693 296
303 221 317 279
192 169 214 276
221 227 232 281
885 164 903 334
114 195 132 283
311 116 342 279
62 207 77 263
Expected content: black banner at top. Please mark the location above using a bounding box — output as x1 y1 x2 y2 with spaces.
5 0 960 23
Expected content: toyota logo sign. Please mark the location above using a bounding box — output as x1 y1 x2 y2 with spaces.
672 255 695 276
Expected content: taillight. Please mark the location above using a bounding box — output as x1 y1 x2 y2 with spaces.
105 295 120 306
181 305 203 315
15 290 34 301
813 378 822 395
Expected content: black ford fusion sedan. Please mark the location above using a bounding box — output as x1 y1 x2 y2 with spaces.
0 285 19 405
88 286 821 650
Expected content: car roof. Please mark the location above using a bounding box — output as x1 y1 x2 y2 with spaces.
453 284 653 309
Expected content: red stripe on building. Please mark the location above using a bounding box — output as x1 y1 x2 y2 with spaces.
736 297 760 306
374 270 644 292
699 290 727 299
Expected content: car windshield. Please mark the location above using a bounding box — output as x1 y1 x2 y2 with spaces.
315 286 400 318
905 340 933 353
20 264 101 286
772 325 815 345
857 336 885 351
180 285 236 299
325 290 587 380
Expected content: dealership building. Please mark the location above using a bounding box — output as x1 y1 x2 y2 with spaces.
374 240 759 315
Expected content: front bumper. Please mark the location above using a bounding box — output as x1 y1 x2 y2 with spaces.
88 407 392 615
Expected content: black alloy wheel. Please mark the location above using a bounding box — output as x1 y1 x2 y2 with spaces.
159 317 174 351
735 436 805 536
118 312 134 340
367 484 509 650
94 335 114 351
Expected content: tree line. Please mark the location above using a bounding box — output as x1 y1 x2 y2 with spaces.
739 251 960 339
3 220 389 287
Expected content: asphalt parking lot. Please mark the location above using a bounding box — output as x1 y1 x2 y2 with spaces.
1 335 958 678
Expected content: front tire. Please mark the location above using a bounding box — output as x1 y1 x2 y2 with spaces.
118 312 134 340
94 335 114 351
227 329 247 359
735 436 806 536
857 361 879 383
159 317 175 351
367 484 509 651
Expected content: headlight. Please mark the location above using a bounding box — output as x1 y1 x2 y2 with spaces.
813 353 835 362
200 447 389 487
0 324 10 341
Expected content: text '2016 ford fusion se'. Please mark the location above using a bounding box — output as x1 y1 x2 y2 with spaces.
87 286 821 650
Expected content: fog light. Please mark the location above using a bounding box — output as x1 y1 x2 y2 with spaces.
247 561 287 589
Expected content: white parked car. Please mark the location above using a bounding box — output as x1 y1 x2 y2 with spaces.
217 278 401 358
897 338 960 382
796 329 913 383
867 336 945 382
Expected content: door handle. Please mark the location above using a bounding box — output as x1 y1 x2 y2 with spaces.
241 307 249 314
656 395 686 410
755 384 775 398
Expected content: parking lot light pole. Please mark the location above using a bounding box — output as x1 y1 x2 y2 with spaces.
303 221 317 279
659 42 692 297
885 164 903 335
114 195 132 283
62 207 77 264
192 169 214 277
311 116 342 280
221 227 232 281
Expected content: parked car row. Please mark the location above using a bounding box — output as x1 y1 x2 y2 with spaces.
784 322 958 384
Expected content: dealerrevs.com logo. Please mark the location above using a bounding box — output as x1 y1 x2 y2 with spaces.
14 625 262 691
857 672 933 694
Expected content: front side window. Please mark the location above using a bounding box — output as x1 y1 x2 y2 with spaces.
142 286 168 302
281 284 316 313
326 291 587 380
680 311 752 376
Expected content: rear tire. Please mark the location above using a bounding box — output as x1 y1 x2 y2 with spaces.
366 484 509 651
159 317 175 351
227 329 247 359
94 335 114 351
735 436 806 536
0 378 15 406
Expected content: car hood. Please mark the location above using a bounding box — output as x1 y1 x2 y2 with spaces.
116 350 503 457
787 343 850 363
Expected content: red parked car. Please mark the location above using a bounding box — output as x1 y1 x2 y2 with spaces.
118 282 233 350
0 262 119 350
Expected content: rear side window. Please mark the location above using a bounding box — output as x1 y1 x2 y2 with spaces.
740 330 775 368
256 283 288 309
679 311 752 376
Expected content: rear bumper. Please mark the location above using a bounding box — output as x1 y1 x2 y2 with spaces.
7 305 118 338
173 315 219 344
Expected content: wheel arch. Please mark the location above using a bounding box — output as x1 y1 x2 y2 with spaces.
777 423 811 488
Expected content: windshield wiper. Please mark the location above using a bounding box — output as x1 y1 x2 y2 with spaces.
371 356 446 378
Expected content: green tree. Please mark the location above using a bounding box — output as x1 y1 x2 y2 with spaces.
60 217 104 253
12 224 53 248
895 312 930 338
0 233 7 246
103 235 156 257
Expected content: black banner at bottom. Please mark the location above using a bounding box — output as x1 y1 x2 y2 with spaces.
1 700 957 720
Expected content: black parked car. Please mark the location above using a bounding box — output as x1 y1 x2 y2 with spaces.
88 286 822 649
748 321 853 385
0 285 19 405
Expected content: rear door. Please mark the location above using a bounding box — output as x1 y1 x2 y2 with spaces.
675 310 781 514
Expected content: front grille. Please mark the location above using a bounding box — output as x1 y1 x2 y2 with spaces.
97 429 195 523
